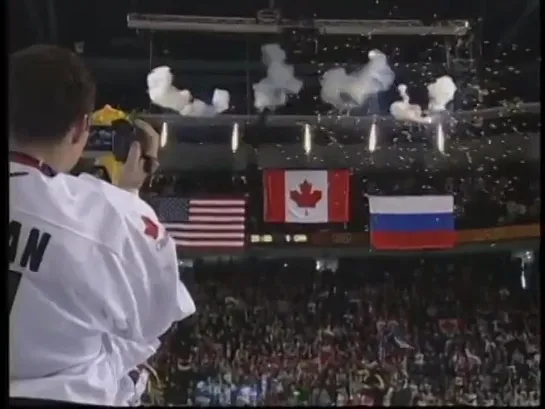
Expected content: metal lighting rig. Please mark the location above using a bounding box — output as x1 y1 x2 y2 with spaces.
127 13 471 37
127 9 475 73
138 103 541 128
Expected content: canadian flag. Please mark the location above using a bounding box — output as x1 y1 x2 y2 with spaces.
264 169 350 223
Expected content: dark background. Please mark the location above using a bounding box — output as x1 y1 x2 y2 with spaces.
8 0 540 113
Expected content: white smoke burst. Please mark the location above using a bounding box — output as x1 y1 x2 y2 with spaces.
390 75 457 123
147 66 230 117
389 84 432 124
427 75 457 113
253 44 303 112
320 49 395 112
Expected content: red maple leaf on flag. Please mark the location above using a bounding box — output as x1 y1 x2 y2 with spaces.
290 180 322 209
141 215 159 240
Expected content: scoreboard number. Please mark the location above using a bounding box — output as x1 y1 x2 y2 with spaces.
249 233 308 244
250 234 273 243
285 234 308 243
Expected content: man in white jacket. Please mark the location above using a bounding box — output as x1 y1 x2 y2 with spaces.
9 44 196 406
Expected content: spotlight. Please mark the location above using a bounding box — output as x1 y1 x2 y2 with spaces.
368 122 378 152
160 122 168 148
436 123 445 154
303 123 312 154
231 123 240 153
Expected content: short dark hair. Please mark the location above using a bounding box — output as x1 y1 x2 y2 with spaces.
9 44 96 144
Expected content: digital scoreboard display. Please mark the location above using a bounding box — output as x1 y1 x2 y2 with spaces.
248 232 369 246
249 233 309 244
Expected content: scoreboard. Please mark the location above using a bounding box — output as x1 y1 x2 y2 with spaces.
249 233 309 245
248 232 369 246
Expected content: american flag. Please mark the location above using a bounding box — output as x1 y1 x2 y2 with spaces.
147 197 246 249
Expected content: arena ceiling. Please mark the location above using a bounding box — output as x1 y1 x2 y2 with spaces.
10 0 539 58
10 0 539 107
9 0 540 169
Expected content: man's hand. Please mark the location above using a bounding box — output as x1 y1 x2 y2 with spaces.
117 119 160 192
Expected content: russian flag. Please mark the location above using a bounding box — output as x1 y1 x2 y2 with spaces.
368 195 456 250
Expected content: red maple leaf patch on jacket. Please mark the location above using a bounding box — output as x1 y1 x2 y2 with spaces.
290 180 322 208
141 215 159 240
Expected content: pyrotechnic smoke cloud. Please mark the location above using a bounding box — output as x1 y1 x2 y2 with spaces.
390 75 457 123
389 84 432 124
253 44 303 112
427 75 457 112
320 49 395 112
147 66 230 117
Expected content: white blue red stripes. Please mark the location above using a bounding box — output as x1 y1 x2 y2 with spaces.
368 195 456 250
149 197 246 249
370 213 454 232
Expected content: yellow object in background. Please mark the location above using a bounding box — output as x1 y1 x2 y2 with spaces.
90 105 127 184
95 153 121 185
90 104 128 126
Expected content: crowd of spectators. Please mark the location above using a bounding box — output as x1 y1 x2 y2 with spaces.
147 254 540 406
139 158 541 406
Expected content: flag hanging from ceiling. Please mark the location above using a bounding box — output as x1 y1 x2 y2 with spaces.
263 169 350 223
147 197 246 249
368 195 455 250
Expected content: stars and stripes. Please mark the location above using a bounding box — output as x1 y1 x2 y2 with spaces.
147 197 246 249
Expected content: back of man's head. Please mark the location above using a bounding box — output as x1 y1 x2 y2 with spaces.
9 44 96 148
